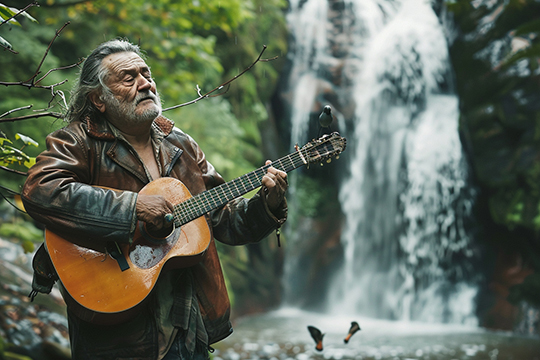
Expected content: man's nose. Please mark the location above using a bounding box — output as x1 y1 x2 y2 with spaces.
136 74 152 91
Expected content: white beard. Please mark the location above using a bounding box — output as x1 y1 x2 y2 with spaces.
102 90 162 126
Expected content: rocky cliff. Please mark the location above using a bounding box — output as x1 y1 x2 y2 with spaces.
448 0 540 332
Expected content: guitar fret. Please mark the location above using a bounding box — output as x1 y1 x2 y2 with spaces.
169 133 344 227
246 173 254 189
286 155 294 170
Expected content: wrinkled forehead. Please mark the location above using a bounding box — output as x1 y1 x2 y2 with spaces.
102 51 150 79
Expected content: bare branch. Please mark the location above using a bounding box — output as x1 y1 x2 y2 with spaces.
1 45 19 54
0 105 33 119
25 21 71 85
0 165 27 176
163 45 277 112
0 112 64 123
35 59 83 85
0 78 69 90
0 1 39 28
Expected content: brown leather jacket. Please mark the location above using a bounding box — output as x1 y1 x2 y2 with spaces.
22 115 286 359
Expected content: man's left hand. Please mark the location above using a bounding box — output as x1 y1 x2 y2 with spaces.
262 160 288 213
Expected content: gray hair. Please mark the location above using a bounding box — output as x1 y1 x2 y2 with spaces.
66 39 144 122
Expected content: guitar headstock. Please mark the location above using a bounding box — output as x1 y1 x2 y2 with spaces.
301 132 347 166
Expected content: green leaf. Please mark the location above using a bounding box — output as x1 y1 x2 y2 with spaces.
15 133 39 147
0 5 21 26
0 35 13 49
0 137 13 146
0 4 37 25
0 4 17 19
24 157 36 168
19 9 38 23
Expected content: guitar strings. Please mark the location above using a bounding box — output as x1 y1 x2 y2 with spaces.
172 140 334 226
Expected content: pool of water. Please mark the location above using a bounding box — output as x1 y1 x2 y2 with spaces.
212 308 540 360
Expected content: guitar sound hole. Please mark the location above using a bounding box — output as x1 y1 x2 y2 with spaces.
143 223 175 243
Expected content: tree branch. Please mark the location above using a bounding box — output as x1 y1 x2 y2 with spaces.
0 165 27 176
0 112 64 123
0 79 69 89
163 45 278 112
0 105 33 119
25 22 71 85
1 45 18 54
35 59 83 85
0 24 79 90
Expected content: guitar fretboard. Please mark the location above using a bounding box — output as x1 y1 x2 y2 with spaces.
172 147 312 227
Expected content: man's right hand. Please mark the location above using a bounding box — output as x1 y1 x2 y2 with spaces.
136 194 175 230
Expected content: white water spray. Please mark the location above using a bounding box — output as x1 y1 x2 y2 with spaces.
283 0 478 324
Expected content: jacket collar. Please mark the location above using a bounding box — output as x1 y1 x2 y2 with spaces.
84 114 175 140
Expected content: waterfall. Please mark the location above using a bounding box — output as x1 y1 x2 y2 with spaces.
282 0 479 325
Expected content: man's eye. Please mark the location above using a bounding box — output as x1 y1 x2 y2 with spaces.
124 77 134 83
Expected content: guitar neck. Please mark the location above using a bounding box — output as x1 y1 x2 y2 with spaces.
172 149 308 226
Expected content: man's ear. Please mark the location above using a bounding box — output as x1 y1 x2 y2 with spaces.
89 91 106 113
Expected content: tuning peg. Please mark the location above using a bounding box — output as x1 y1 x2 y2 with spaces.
320 163 324 167
336 155 340 160
326 159 331 163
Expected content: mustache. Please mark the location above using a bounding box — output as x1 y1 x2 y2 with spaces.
135 91 160 105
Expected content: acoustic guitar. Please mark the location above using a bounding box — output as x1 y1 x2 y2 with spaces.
45 132 346 324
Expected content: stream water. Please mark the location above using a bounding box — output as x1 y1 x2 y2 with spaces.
213 309 540 360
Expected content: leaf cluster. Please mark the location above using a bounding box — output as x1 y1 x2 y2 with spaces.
0 2 37 50
0 132 38 169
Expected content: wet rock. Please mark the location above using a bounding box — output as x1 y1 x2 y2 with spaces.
0 237 70 359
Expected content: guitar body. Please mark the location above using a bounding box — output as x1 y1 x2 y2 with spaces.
42 132 347 325
45 177 211 325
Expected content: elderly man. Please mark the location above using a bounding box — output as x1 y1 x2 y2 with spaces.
22 39 287 360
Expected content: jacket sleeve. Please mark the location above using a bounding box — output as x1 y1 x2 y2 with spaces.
21 127 138 246
187 137 287 246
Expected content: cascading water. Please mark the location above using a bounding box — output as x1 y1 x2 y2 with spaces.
282 0 480 324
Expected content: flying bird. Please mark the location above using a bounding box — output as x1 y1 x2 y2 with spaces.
318 105 334 128
307 325 324 351
343 321 361 344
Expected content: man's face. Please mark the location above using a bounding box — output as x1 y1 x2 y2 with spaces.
98 52 162 129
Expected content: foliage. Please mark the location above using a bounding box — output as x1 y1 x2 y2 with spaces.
0 219 43 252
0 2 47 188
0 133 38 169
169 97 258 180
294 175 338 218
0 2 37 49
34 0 255 104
